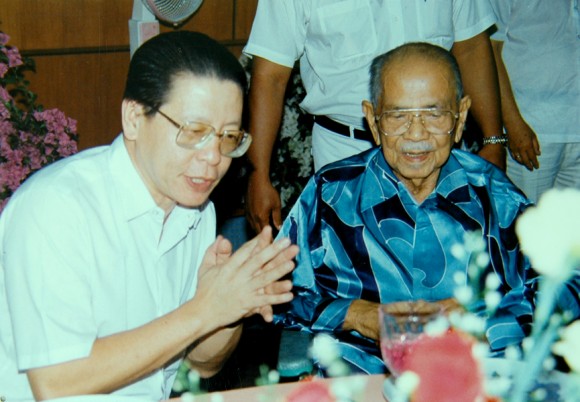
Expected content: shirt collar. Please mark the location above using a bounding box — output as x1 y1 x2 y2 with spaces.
107 135 157 221
108 135 205 225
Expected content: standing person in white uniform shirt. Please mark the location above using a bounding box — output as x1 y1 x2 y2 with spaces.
243 0 509 233
0 31 298 402
489 0 580 203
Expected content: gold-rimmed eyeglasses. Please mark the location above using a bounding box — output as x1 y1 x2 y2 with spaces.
154 108 252 158
375 108 459 137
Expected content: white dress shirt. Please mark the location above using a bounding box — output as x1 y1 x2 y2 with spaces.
244 0 496 127
0 135 215 402
490 0 580 143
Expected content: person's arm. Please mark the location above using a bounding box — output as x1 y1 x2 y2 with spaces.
486 284 534 352
452 31 506 170
185 226 291 377
27 229 298 400
272 177 351 335
486 197 536 352
186 325 243 378
246 56 293 233
490 39 540 171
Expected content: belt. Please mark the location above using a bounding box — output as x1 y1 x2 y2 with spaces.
313 115 374 143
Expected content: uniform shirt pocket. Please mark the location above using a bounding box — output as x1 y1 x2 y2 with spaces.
311 1 378 61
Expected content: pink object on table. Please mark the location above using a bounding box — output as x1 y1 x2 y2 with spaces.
380 334 427 375
405 330 487 402
167 374 386 402
286 380 335 402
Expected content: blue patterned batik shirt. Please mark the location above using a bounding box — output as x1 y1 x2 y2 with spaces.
275 147 535 374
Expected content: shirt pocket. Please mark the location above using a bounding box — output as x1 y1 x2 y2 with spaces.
311 1 378 61
417 7 454 49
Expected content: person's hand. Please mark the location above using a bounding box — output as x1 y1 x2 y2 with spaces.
478 143 507 171
387 299 463 316
345 299 463 342
195 226 298 328
245 226 294 322
344 299 381 341
434 298 464 315
506 120 541 171
246 173 283 234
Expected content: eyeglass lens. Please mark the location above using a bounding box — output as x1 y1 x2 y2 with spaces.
378 110 456 136
154 108 251 157
176 122 249 157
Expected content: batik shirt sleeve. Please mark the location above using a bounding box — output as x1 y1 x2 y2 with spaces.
274 174 357 334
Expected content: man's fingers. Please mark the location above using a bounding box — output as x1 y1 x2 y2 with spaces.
250 226 274 256
251 259 295 290
222 229 275 270
246 291 293 318
246 213 260 235
236 237 295 278
214 236 233 263
528 155 540 170
249 305 275 323
244 280 294 322
257 244 299 275
259 215 271 232
533 138 541 156
263 279 293 295
514 148 539 171
258 306 275 322
249 208 272 234
272 207 283 231
257 291 294 307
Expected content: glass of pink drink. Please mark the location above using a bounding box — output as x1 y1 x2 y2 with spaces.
379 301 442 376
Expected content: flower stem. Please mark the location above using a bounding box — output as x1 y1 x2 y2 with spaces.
510 278 562 402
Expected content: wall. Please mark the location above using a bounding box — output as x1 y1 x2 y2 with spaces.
0 0 258 150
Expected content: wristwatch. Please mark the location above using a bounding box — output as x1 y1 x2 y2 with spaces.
482 135 508 146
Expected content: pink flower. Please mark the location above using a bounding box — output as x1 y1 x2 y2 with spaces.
1 33 24 80
6 46 23 68
1 31 79 213
286 381 335 402
0 32 9 47
0 64 8 79
0 118 13 134
404 330 490 402
0 159 31 192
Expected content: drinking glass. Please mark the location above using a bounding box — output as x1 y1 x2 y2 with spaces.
379 301 442 376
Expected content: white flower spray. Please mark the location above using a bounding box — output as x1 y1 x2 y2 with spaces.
510 188 580 402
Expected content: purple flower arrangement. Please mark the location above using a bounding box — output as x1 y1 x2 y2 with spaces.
0 32 78 212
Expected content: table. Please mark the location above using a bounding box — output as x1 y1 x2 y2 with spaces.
172 374 387 401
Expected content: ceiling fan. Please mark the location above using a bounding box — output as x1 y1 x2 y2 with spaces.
129 0 204 57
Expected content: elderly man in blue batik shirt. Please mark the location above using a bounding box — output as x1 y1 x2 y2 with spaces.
274 42 536 375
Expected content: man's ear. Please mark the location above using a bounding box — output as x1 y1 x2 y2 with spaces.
122 99 144 141
453 95 472 144
362 100 381 146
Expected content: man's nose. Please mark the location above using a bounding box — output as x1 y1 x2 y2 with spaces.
195 135 222 165
405 114 429 139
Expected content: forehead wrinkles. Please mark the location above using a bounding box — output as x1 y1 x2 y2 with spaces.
164 75 243 124
380 58 456 108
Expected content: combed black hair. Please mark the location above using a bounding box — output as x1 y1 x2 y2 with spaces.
123 31 247 114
